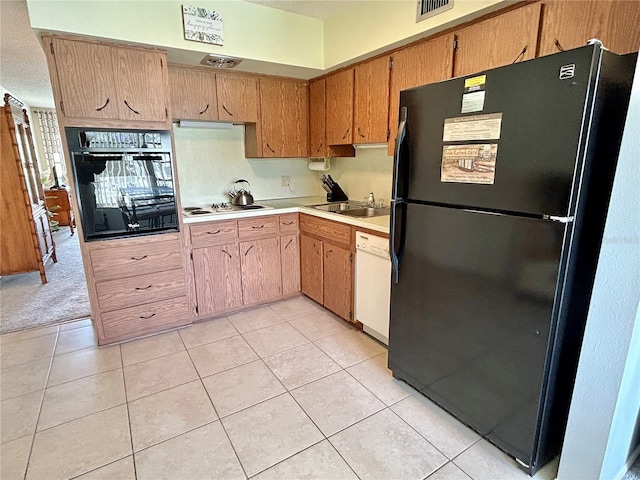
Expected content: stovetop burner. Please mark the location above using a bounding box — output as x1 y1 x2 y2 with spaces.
183 206 201 211
237 205 265 210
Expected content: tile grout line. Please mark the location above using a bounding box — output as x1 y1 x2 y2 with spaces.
178 327 250 480
119 344 139 480
20 325 59 480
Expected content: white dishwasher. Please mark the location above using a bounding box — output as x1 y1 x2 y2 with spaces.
355 231 391 345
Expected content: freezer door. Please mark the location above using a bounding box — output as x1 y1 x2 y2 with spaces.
388 203 567 466
399 45 600 217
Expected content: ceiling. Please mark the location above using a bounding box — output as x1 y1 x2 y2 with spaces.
0 0 55 108
0 0 356 110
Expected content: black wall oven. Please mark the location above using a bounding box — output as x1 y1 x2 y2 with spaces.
66 127 178 241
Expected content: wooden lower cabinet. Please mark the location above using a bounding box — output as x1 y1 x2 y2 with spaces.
322 242 352 321
88 232 190 345
300 234 323 304
189 214 301 319
192 243 242 316
240 237 282 305
281 234 301 297
299 215 354 322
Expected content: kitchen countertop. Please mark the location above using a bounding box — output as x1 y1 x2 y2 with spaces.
182 196 390 234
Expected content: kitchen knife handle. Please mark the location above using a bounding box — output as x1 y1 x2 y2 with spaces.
390 200 406 284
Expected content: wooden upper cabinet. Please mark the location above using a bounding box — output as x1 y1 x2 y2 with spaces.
258 78 308 158
539 0 640 56
216 74 259 123
454 3 542 77
353 55 391 144
50 37 168 123
51 38 118 120
326 68 354 145
114 48 168 122
308 78 326 157
388 34 454 154
168 67 218 121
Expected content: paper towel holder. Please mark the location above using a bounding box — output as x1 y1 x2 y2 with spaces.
307 158 330 171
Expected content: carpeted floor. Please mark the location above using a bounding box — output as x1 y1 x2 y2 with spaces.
0 229 91 334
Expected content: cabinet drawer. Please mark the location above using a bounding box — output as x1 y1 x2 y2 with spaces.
96 268 185 312
101 296 190 343
190 220 238 247
279 214 299 233
238 216 279 239
300 214 351 246
90 239 182 282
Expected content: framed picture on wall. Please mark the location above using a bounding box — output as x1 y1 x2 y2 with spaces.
182 5 223 45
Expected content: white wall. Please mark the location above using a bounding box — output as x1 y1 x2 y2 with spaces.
172 124 324 206
323 0 507 68
328 148 394 204
558 56 640 480
27 0 324 72
172 126 395 207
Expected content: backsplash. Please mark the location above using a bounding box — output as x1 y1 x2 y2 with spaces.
172 124 394 206
329 147 394 205
173 125 323 206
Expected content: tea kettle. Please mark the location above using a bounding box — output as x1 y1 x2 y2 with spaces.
228 179 254 206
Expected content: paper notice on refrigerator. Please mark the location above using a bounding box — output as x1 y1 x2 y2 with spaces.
443 113 503 142
461 75 487 113
441 144 498 184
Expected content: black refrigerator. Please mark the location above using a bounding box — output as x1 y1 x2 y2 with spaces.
388 43 636 476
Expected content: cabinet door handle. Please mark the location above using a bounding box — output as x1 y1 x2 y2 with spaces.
139 313 156 319
266 143 276 153
244 245 254 256
284 239 293 250
316 142 323 153
135 284 153 290
554 38 565 52
221 249 232 259
282 221 294 225
357 127 365 138
199 104 210 115
251 225 264 229
96 98 110 112
342 128 350 140
206 230 221 235
511 46 527 64
123 100 140 115
222 105 233 116
130 255 148 261
325 249 333 257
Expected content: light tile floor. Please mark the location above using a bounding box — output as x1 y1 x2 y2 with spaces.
0 295 559 480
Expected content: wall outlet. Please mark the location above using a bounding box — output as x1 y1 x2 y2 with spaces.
281 175 292 187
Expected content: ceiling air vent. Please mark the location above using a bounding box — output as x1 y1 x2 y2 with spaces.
416 0 453 23
200 54 243 68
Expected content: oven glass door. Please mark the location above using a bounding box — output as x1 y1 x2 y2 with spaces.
72 152 177 240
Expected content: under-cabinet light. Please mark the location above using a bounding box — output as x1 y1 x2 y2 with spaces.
178 120 234 129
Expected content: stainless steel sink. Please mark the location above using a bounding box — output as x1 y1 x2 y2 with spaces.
340 207 390 217
311 202 390 217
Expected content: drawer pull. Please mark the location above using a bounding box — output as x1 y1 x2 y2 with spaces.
251 225 264 229
207 230 221 235
282 221 294 226
244 245 254 256
135 285 153 290
221 249 232 259
139 313 156 319
130 255 148 261
284 239 293 250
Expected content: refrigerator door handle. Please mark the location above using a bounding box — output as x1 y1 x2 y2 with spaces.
390 199 406 284
392 107 408 201
544 215 575 224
